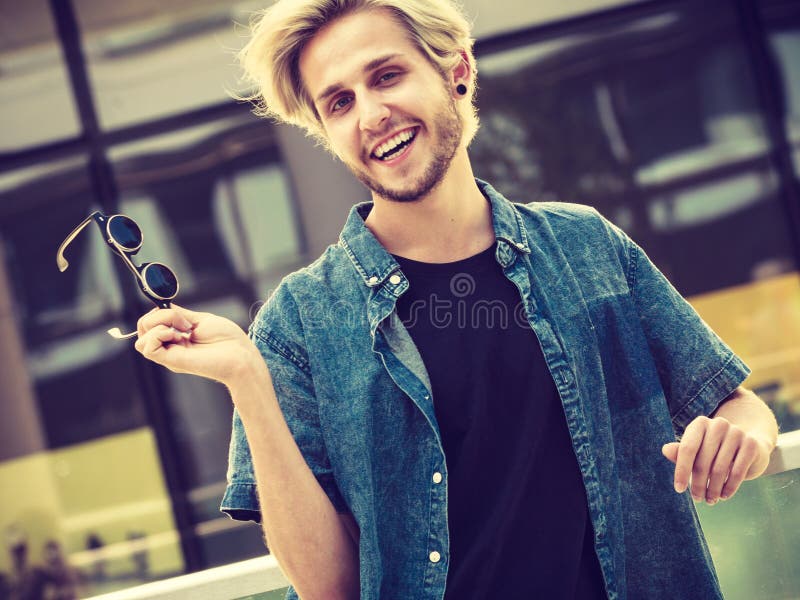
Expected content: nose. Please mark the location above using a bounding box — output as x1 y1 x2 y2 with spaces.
358 91 390 132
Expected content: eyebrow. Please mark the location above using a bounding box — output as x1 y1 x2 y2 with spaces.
313 53 402 106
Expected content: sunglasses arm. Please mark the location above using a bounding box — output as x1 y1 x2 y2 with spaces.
56 212 100 272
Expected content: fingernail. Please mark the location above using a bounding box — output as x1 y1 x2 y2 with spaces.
692 494 701 502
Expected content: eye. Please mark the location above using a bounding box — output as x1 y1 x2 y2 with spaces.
330 95 352 113
378 71 399 84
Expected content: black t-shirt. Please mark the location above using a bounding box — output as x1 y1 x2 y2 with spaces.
393 243 607 599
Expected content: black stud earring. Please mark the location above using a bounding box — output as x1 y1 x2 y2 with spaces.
456 83 467 96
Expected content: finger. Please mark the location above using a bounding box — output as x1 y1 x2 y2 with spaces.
689 418 730 501
673 417 708 494
135 324 190 359
168 303 202 323
705 426 743 504
720 436 759 500
137 306 161 337
137 305 197 337
661 442 679 464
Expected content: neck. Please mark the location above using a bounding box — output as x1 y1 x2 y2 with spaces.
363 149 495 263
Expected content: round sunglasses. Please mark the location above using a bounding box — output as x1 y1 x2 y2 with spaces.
57 211 180 339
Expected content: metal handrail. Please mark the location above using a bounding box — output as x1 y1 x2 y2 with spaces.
763 429 800 476
86 555 289 600
86 431 800 600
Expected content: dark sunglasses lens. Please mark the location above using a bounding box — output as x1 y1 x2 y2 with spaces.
108 216 142 250
144 264 178 299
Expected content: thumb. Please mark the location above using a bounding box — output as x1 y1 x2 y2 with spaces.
662 442 679 463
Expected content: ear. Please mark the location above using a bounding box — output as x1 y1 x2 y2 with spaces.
450 49 473 95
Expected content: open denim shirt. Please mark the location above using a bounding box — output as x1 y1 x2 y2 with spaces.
221 179 750 600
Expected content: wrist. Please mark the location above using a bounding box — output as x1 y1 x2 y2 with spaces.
225 346 271 395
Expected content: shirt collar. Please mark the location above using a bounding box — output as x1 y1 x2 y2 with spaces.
338 178 531 289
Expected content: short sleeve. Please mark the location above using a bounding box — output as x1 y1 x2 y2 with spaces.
220 286 349 523
622 233 751 436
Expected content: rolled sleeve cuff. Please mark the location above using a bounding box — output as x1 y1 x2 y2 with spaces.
219 475 350 524
220 482 262 523
670 352 752 437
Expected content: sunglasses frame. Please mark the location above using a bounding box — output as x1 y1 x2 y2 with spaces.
57 211 180 338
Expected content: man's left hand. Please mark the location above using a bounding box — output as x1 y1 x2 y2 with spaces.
662 415 773 505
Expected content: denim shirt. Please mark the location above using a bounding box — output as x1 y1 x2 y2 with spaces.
221 179 750 600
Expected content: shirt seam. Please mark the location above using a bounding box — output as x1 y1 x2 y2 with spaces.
670 351 738 426
625 236 638 297
251 328 311 375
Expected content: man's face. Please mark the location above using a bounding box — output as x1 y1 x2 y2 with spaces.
299 9 464 202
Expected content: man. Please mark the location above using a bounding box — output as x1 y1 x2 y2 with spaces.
134 1 779 598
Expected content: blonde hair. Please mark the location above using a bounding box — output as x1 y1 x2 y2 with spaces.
235 0 478 146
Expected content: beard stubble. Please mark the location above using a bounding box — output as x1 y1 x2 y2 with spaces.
346 95 463 203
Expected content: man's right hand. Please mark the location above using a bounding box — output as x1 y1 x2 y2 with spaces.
134 304 263 388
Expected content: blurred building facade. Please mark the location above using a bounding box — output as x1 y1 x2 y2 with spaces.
0 0 798 597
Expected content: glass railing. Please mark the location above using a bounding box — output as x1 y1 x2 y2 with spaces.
697 430 800 600
87 431 800 600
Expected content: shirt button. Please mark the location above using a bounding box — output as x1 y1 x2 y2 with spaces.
368 276 378 285
432 472 443 484
429 551 441 563
389 274 401 285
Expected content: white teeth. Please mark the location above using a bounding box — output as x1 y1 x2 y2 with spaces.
374 129 415 159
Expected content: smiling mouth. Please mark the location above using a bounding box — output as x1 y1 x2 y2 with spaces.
371 127 418 161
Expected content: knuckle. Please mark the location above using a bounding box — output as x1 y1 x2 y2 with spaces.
729 465 746 480
710 418 730 433
685 418 708 434
741 437 758 455
728 426 745 441
710 463 729 477
681 440 701 455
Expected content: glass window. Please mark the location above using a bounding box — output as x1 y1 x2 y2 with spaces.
0 159 181 597
756 0 800 433
73 0 262 129
697 467 800 599
0 0 82 152
0 157 125 343
109 113 301 568
762 0 800 176
109 114 300 304
472 1 800 435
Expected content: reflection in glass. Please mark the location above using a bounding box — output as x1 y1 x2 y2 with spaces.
0 162 181 596
698 468 800 599
0 157 124 342
110 114 299 302
213 164 299 295
471 2 800 435
109 113 301 567
0 0 81 152
73 0 262 129
751 0 800 434
766 13 800 175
